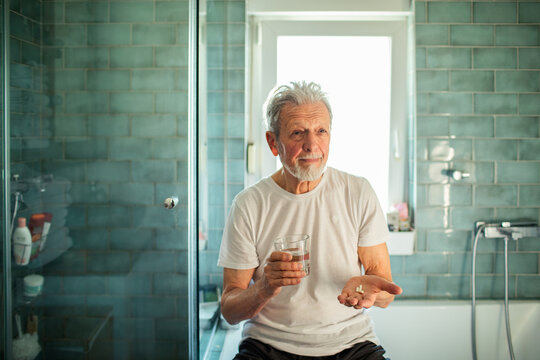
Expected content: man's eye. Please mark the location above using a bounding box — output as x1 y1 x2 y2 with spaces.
319 129 327 133
292 131 302 135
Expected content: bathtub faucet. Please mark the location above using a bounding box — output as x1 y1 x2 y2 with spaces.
474 220 539 240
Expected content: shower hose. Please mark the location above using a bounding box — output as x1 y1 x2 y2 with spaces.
471 224 515 360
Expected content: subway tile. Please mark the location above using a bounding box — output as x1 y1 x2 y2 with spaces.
520 139 540 160
154 274 188 295
417 93 429 114
156 46 188 67
416 48 427 69
207 114 224 137
65 2 109 23
227 92 245 113
473 48 517 69
394 275 427 298
519 237 540 251
155 92 189 114
415 207 447 228
427 230 472 252
427 275 469 298
50 115 87 137
227 24 245 45
449 116 494 137
132 115 177 137
227 69 245 91
88 70 130 91
110 2 154 22
450 25 493 46
207 23 226 45
43 2 63 24
87 161 131 182
427 48 471 69
69 229 109 250
88 115 129 136
156 319 189 340
228 139 245 159
519 48 540 69
87 251 131 273
129 297 176 316
177 24 190 45
208 70 225 90
45 250 87 274
495 253 538 275
10 63 33 89
153 137 188 159
519 2 540 23
107 273 152 295
496 208 539 225
416 1 427 23
474 94 517 115
43 160 86 182
133 24 177 45
87 206 132 228
416 24 449 45
65 138 107 159
109 184 154 206
131 252 177 273
207 46 224 68
428 2 471 23
111 47 154 68
64 276 106 294
473 2 517 24
132 70 176 91
46 70 85 91
429 93 473 114
113 318 155 339
520 185 540 206
43 24 86 46
475 275 516 299
428 139 472 161
450 207 495 230
416 161 448 183
228 1 246 22
21 42 40 67
70 183 109 204
495 71 540 92
450 71 493 91
156 1 189 22
474 139 518 160
496 116 539 138
110 93 153 113
417 116 449 137
175 69 189 91
417 140 428 161
517 276 540 298
65 47 109 68
132 160 177 182
417 70 449 91
519 94 540 115
497 161 540 183
428 184 472 206
475 185 517 206
88 24 131 46
207 1 225 22
495 25 539 46
110 138 152 160
156 228 189 251
10 14 35 43
449 253 493 274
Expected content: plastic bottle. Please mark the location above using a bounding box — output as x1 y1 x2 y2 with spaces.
13 217 32 265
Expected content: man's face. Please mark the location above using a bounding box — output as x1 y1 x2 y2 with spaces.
271 101 331 181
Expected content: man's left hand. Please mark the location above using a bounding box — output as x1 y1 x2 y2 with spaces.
337 275 402 309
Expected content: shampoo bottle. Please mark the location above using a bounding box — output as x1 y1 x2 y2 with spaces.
13 217 32 265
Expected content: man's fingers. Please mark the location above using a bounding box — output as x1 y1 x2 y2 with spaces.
269 251 292 262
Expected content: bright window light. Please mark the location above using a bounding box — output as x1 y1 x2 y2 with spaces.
276 36 392 210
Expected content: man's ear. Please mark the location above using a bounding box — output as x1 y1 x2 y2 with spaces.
265 131 279 156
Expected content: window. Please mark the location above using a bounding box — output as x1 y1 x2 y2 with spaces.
246 8 414 213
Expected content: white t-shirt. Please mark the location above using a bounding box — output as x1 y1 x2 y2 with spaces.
218 167 389 356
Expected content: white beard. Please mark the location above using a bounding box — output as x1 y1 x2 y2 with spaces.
279 152 326 181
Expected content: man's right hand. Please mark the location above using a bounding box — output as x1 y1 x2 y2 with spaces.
260 251 306 297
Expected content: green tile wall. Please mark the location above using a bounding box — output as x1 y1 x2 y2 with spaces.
411 1 540 300
199 0 246 288
9 0 194 358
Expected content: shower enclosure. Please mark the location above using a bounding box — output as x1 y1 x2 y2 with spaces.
1 0 198 358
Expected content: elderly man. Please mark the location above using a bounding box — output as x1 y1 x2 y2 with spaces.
218 81 402 360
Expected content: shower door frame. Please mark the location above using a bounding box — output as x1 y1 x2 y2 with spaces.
0 0 200 358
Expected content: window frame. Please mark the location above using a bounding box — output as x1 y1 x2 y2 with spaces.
247 17 413 212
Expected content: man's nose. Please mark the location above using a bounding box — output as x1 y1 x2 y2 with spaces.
303 132 317 152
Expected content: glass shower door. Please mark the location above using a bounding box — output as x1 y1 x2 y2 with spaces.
3 0 198 359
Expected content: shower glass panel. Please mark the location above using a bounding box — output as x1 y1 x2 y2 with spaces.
2 0 197 359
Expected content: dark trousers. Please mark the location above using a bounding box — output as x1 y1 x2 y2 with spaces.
233 338 389 360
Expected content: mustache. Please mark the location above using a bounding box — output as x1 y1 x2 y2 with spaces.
298 154 323 160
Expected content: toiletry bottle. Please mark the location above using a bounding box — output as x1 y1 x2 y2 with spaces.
13 217 32 265
39 213 53 252
29 213 45 260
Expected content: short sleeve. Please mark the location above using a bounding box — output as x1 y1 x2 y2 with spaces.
357 179 389 247
217 198 260 269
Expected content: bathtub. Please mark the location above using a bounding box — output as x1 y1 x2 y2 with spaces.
368 300 540 360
